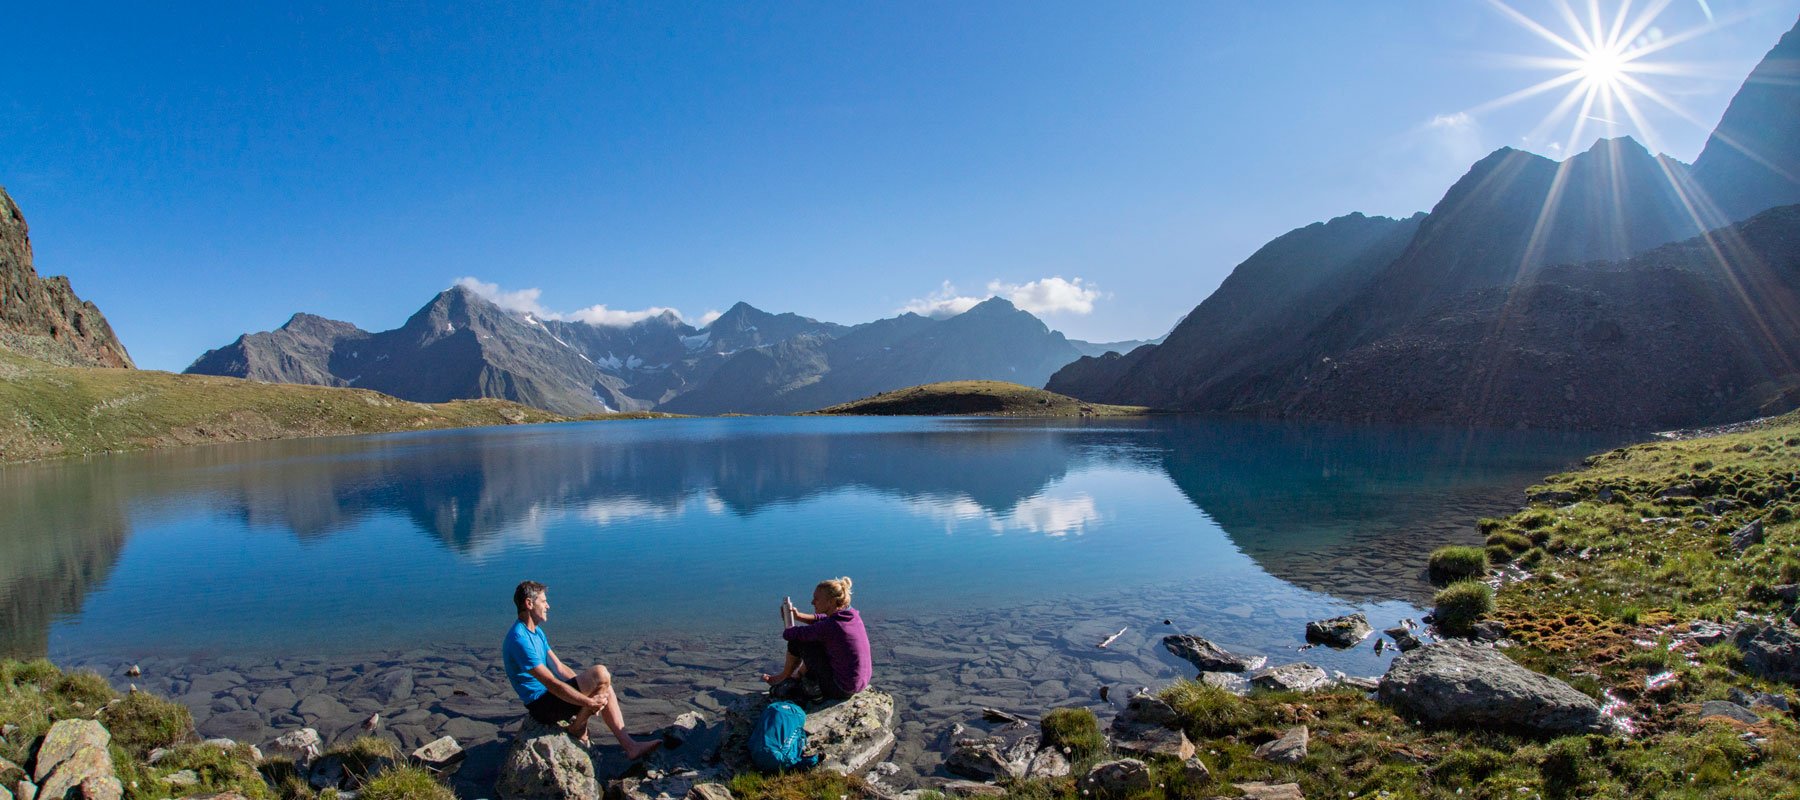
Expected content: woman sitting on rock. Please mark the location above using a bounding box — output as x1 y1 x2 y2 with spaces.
761 576 871 701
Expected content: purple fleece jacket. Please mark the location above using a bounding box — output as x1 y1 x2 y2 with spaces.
782 607 872 694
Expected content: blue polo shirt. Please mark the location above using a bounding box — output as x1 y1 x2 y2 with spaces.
502 619 551 703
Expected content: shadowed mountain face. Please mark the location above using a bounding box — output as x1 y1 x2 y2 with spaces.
0 187 134 368
0 462 132 657
1691 20 1800 226
1050 19 1800 430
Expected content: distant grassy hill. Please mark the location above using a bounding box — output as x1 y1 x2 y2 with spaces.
0 349 671 463
805 380 1148 417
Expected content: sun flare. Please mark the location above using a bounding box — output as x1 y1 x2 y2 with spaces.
1477 0 1721 156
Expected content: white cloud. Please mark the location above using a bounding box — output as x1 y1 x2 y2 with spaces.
1429 112 1472 129
999 277 1100 315
453 276 689 328
698 309 724 327
454 277 553 318
567 304 682 327
898 276 1101 318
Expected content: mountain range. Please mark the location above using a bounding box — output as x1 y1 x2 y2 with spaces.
1048 18 1800 429
186 287 1107 416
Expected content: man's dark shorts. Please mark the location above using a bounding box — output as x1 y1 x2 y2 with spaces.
525 680 586 724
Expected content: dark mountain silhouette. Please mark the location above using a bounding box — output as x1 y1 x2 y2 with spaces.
1690 20 1800 225
185 313 371 386
0 187 133 368
661 297 1086 414
1051 19 1800 429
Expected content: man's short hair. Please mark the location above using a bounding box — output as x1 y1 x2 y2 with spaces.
514 580 546 614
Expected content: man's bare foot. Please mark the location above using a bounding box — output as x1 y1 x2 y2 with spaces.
623 738 662 760
760 673 785 685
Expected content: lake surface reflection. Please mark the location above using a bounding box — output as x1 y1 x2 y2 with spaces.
1 416 1621 661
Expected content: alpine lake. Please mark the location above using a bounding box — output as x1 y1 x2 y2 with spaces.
0 415 1627 788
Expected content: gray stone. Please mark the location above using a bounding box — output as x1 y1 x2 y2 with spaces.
1232 782 1306 800
1250 663 1331 693
1253 726 1308 763
1199 671 1249 694
686 785 733 800
442 717 500 742
1113 690 1179 728
297 694 350 719
411 736 464 769
945 723 1038 782
265 728 323 766
1113 724 1193 760
76 775 122 800
1180 756 1210 783
1734 622 1800 683
1304 614 1372 648
1731 519 1766 552
200 710 267 743
1698 701 1760 724
352 668 416 706
30 719 109 783
254 687 298 713
1082 758 1151 799
13 781 31 800
1379 640 1607 734
1684 621 1733 646
185 671 246 696
164 770 200 788
1162 635 1266 673
495 716 599 800
0 781 10 800
1023 747 1070 779
1383 625 1423 649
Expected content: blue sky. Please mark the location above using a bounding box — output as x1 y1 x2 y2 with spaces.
4 1 1796 371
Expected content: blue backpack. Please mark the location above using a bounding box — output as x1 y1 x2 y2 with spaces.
749 701 819 772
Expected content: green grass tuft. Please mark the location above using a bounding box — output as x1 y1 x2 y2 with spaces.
102 691 196 756
1428 545 1488 585
357 765 454 800
1433 580 1494 635
1039 707 1105 760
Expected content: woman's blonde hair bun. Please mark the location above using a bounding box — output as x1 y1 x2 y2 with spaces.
817 576 854 607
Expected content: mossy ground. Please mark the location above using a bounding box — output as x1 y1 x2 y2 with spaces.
0 660 443 799
806 380 1149 417
0 348 682 463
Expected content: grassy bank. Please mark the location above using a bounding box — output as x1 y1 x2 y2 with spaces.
0 349 674 463
806 380 1149 418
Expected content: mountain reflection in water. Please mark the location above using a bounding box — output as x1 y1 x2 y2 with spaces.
0 416 1620 659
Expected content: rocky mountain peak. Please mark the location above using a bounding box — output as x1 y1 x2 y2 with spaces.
0 187 134 368
1691 17 1800 224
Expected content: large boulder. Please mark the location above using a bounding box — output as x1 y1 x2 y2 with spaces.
713 691 896 776
1378 640 1607 734
31 721 119 800
1162 635 1266 673
496 716 600 800
1305 614 1373 648
1735 622 1800 683
265 728 324 766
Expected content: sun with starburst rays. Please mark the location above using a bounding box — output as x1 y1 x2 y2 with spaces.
1475 0 1729 157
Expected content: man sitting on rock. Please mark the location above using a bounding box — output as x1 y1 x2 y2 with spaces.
502 580 661 759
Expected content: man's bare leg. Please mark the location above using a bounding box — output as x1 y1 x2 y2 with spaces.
581 665 661 759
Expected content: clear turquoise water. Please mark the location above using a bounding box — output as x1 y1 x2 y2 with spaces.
0 416 1622 662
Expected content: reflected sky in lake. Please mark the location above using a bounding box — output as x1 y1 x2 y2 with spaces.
0 416 1623 660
